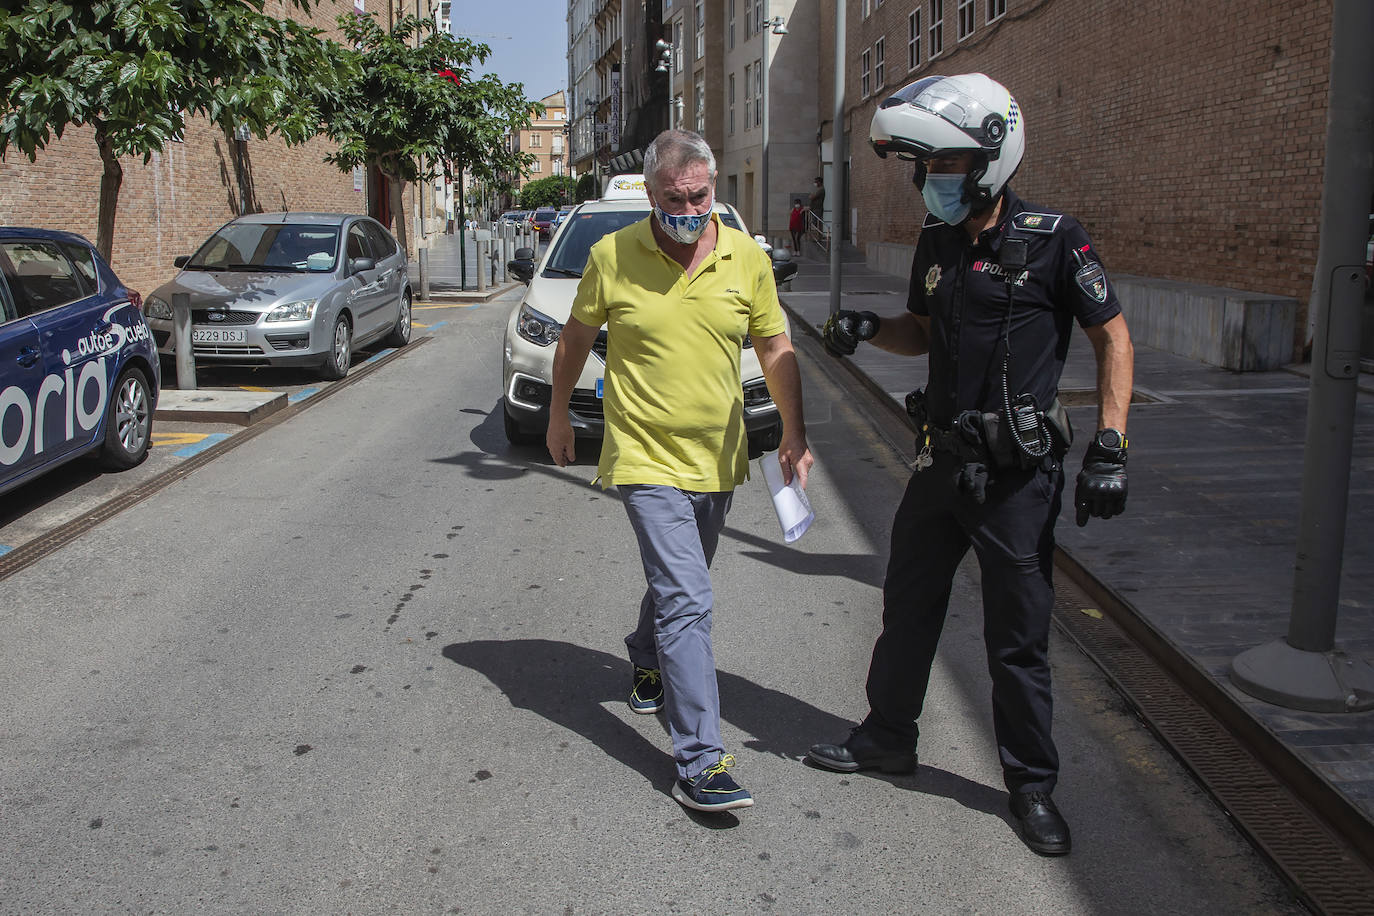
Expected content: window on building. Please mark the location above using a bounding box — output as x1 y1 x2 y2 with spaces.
553 135 564 154
728 72 736 135
861 49 871 99
957 0 975 40
987 0 1006 22
930 0 944 58
553 160 564 176
674 16 685 72
743 64 752 129
744 0 753 39
695 75 705 132
875 37 885 90
695 0 704 58
531 160 541 172
862 0 871 18
530 133 542 148
908 10 922 70
753 57 762 127
728 0 735 49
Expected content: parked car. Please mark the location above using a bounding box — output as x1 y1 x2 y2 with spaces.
144 213 411 380
531 207 559 239
0 227 160 497
553 205 576 229
501 174 786 455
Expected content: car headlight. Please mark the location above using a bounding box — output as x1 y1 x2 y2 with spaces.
516 302 562 347
145 295 173 320
265 299 318 322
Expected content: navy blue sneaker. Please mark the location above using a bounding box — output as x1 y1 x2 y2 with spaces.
671 755 754 812
629 665 664 714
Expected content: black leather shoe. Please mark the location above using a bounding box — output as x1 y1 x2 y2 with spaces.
1009 790 1071 856
807 728 918 774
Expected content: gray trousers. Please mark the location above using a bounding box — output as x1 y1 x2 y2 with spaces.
620 484 733 780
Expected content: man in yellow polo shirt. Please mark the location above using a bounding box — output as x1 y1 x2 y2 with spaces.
547 129 813 813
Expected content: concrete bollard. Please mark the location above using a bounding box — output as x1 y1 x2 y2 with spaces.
476 239 487 292
418 246 430 300
171 291 197 390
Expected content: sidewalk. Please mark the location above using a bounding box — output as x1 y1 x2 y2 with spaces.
776 253 1374 828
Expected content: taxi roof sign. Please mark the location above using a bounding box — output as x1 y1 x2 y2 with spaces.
602 174 649 199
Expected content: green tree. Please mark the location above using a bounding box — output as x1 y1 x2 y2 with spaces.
519 174 576 210
318 11 533 255
0 0 334 260
575 172 598 203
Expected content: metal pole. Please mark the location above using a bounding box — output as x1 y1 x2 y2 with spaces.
760 0 770 243
171 292 197 390
458 163 467 290
828 0 847 318
419 246 430 300
1230 0 1374 712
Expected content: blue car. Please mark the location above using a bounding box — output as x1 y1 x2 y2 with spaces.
0 227 160 498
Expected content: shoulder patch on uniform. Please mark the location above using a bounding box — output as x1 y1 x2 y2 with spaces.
1011 212 1063 233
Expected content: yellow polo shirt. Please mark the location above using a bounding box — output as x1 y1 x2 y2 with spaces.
570 214 786 491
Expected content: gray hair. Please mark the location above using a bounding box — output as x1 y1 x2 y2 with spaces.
643 130 717 189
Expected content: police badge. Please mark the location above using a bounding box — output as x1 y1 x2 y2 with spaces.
924 265 941 296
1074 260 1109 303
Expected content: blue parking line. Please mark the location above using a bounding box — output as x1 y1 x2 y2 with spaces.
361 348 394 366
0 545 11 556
288 387 321 404
425 321 449 331
173 433 230 458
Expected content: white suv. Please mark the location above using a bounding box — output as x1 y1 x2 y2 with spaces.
501 175 786 455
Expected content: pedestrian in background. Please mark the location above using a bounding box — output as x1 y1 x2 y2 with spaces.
789 199 805 254
808 177 825 219
547 128 813 813
809 73 1134 857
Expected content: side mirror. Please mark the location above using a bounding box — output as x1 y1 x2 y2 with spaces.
173 255 190 268
513 247 535 260
349 257 376 274
773 260 799 286
508 257 536 284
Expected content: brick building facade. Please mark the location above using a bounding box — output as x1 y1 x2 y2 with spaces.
828 0 1332 350
0 0 419 301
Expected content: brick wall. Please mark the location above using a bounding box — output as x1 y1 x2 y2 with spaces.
839 0 1331 342
0 0 409 299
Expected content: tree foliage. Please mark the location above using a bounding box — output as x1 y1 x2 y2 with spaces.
575 172 598 203
0 0 335 259
519 175 576 210
317 11 534 253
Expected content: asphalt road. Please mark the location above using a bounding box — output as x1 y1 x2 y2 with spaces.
0 288 1303 914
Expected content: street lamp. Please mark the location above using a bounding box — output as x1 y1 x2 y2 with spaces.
759 3 788 243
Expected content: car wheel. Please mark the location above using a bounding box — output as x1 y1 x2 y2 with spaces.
503 405 542 446
384 289 412 348
321 314 352 380
99 366 153 470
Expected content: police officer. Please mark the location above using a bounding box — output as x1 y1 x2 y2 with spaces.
807 74 1133 857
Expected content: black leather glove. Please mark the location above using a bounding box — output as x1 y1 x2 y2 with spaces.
957 462 990 505
820 310 881 357
1075 429 1128 526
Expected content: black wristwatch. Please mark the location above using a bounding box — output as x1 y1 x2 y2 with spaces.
1093 428 1128 451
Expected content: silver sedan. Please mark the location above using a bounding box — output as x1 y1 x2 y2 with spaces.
145 212 412 379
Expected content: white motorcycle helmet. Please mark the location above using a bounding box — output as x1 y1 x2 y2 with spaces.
870 73 1024 211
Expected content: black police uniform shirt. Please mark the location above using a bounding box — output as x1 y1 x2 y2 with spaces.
906 187 1121 428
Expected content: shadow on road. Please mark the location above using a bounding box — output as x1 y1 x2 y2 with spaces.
441 637 1008 823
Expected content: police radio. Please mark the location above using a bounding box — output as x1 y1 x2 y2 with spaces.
996 235 1052 463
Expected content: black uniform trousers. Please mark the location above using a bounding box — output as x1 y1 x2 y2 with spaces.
861 449 1064 794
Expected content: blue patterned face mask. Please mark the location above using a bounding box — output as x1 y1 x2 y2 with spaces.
654 198 714 244
921 173 971 225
